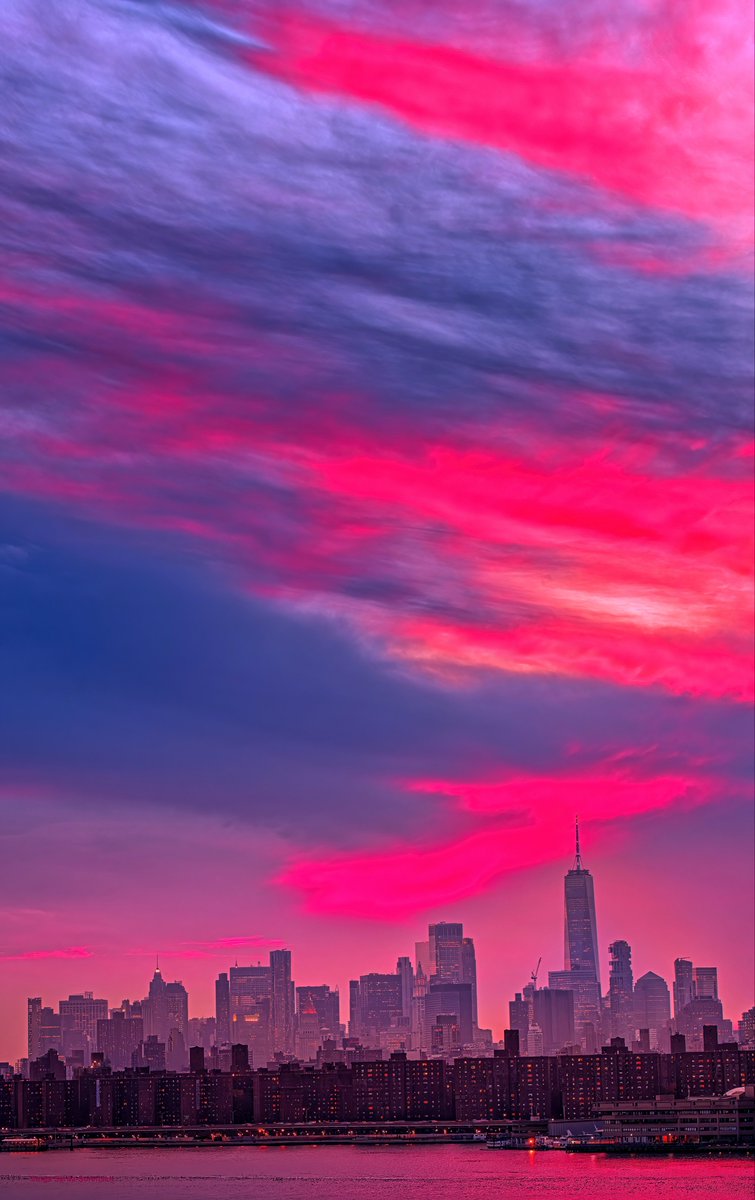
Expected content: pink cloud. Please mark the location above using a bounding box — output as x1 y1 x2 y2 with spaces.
4 418 751 702
278 759 722 918
1 271 751 708
123 936 284 961
179 936 284 955
252 0 753 239
0 946 93 963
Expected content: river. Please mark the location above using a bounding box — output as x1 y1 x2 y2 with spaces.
0 1145 752 1199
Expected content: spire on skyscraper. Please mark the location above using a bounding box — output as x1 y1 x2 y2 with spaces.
573 815 582 870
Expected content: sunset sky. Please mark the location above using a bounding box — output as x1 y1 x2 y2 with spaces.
0 0 753 1060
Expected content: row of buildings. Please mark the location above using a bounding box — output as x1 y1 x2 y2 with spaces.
3 1040 754 1130
20 827 753 1076
508 952 738 1057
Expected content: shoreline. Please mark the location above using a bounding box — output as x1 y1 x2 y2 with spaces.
2 1132 752 1157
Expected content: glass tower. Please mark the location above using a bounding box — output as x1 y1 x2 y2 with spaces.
564 818 600 982
555 819 602 1049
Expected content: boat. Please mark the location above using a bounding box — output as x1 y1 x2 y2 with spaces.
0 1136 48 1152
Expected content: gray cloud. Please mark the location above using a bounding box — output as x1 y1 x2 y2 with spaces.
1 498 750 846
0 0 751 458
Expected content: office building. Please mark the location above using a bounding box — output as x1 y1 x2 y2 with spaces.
59 993 109 1060
397 957 414 1022
426 981 474 1047
673 958 694 1017
96 1010 143 1070
694 966 719 1001
296 986 340 1038
27 999 61 1062
564 820 600 981
215 973 231 1046
633 971 671 1049
608 940 635 1045
533 988 575 1054
426 923 479 1028
556 821 602 1046
270 949 295 1056
229 965 273 1066
509 992 530 1054
349 973 403 1045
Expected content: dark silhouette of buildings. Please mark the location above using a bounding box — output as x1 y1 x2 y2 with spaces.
3 1044 752 1132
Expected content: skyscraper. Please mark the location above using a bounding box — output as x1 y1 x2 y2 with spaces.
426 922 479 1030
533 987 575 1054
673 958 694 1017
397 956 414 1022
215 972 231 1046
349 973 403 1044
27 999 60 1061
295 985 340 1061
426 981 474 1047
142 967 168 1040
270 948 295 1056
737 1007 755 1048
415 941 432 978
508 993 530 1054
693 966 719 1001
556 820 602 1046
461 938 479 1026
59 993 109 1061
608 940 635 1045
96 1010 143 1070
633 971 671 1049
411 965 429 1052
429 923 465 980
295 984 339 1057
564 819 600 981
165 982 189 1041
229 965 273 1065
27 998 41 1062
295 985 340 1038
142 968 188 1047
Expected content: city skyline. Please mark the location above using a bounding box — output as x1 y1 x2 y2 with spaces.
9 833 753 1068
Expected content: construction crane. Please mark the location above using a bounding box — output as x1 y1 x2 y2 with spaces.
531 956 542 992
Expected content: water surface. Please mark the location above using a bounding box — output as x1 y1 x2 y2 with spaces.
0 1145 752 1199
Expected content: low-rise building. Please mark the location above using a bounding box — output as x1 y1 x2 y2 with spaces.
596 1086 755 1145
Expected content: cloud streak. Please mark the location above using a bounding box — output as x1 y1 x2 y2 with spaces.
0 947 93 964
278 755 731 917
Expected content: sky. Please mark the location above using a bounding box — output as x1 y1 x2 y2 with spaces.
0 0 753 1061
